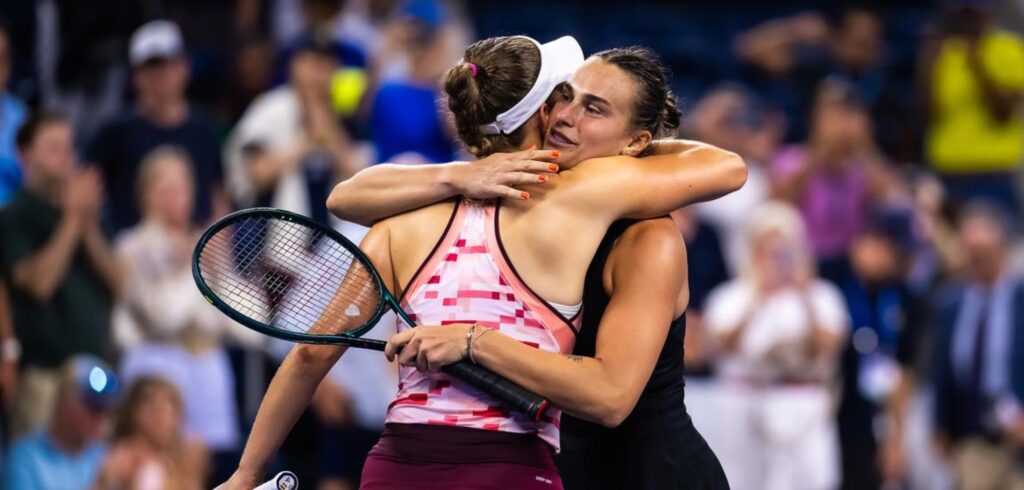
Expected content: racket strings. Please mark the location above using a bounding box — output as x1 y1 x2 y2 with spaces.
198 216 383 336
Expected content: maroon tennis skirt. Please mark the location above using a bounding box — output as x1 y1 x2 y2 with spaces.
360 423 563 490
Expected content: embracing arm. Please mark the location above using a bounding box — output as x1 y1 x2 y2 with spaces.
386 221 685 427
572 139 746 221
326 150 559 226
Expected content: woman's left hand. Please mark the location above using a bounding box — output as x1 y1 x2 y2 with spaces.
385 324 473 373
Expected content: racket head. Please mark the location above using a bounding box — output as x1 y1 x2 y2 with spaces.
192 208 390 345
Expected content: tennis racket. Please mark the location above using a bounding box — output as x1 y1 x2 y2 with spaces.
192 207 550 420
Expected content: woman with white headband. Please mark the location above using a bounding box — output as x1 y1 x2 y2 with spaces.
221 35 743 490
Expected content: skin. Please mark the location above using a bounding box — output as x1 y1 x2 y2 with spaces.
222 56 745 488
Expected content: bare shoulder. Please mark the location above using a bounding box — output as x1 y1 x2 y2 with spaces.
614 218 687 267
377 200 457 237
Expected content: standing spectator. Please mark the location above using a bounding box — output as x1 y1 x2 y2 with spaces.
112 147 262 483
94 376 204 490
771 78 897 285
86 20 229 235
367 0 456 164
224 35 362 225
0 22 27 205
922 1 1024 217
3 355 118 490
931 201 1024 489
703 201 849 490
270 0 369 87
0 112 122 438
834 209 924 490
688 83 780 273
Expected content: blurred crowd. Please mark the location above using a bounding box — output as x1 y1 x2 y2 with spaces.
0 0 1023 489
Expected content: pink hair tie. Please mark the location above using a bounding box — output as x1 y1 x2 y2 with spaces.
467 62 478 77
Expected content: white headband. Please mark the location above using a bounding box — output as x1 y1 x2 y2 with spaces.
479 36 585 135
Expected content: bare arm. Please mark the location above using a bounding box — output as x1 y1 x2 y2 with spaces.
223 223 395 488
570 139 746 221
386 220 686 427
326 149 559 225
11 211 83 302
966 42 1023 122
81 224 124 299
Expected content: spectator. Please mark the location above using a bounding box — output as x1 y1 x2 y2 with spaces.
3 355 118 490
270 0 369 87
703 201 849 490
834 209 924 490
0 112 122 439
112 147 262 481
94 376 204 490
771 78 898 285
86 19 229 235
688 83 780 273
224 35 362 225
922 1 1024 217
930 201 1024 489
367 0 456 164
0 22 26 205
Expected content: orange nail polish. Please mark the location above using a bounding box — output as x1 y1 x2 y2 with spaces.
520 192 529 200
538 174 547 182
549 164 559 172
551 151 560 157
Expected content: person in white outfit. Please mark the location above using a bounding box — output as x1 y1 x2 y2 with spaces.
112 146 262 466
703 201 849 490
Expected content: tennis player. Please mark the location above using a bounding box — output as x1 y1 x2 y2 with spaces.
221 35 743 489
347 47 730 489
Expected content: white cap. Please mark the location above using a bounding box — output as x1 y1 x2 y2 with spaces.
479 36 584 135
129 20 184 66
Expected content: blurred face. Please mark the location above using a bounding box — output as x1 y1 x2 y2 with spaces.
833 11 882 72
290 51 336 93
58 391 107 446
544 58 648 168
851 233 900 283
810 92 869 157
144 158 194 227
132 388 182 448
690 90 750 151
21 122 75 185
752 229 801 288
133 58 189 103
959 214 1007 283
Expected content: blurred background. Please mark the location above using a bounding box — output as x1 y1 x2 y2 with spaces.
1 0 1024 488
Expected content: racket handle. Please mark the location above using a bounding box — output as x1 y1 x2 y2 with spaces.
253 471 298 490
443 361 550 422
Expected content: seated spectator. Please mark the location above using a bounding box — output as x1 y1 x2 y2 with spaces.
770 78 898 285
922 1 1024 218
930 201 1024 489
224 35 363 225
3 356 118 490
86 20 229 234
703 201 849 490
0 22 27 206
112 147 262 477
0 112 121 439
94 376 204 490
367 0 456 164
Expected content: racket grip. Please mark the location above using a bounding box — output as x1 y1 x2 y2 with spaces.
443 361 551 422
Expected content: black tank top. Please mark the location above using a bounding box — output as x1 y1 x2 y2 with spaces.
560 219 690 437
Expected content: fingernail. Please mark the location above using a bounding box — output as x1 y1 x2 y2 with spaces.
551 151 560 157
520 192 529 200
549 164 559 172
538 174 547 182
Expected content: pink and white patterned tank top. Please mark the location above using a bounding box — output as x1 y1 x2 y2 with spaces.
386 200 581 450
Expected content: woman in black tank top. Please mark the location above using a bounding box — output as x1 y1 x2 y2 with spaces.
557 219 729 490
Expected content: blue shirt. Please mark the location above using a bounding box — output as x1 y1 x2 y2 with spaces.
3 431 106 490
0 93 27 205
370 82 455 164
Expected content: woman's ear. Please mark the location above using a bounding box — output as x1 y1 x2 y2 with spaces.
538 102 552 134
621 130 653 157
